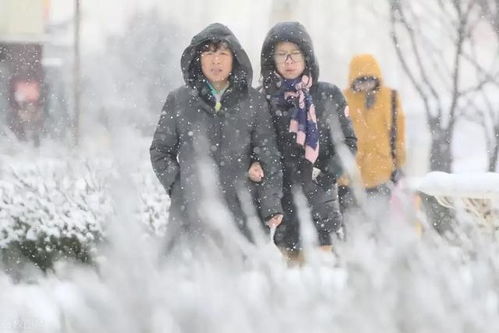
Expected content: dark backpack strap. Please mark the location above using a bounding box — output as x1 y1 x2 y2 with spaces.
390 90 398 168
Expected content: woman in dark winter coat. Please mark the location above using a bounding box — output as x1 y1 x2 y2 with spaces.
249 22 357 253
150 23 283 248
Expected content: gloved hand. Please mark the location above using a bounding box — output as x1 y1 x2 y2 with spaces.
390 168 403 184
314 170 336 192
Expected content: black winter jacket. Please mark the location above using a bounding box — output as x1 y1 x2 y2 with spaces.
150 23 283 239
260 22 357 247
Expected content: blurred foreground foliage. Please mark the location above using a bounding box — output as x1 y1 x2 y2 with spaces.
0 159 168 274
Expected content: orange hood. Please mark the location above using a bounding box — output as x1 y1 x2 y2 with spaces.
348 54 383 88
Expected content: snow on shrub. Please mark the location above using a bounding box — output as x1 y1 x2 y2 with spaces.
0 158 169 271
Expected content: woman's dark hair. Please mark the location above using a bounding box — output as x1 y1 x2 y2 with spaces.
198 40 231 53
261 41 311 92
187 39 243 91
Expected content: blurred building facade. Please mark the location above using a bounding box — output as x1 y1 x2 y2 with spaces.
0 0 70 144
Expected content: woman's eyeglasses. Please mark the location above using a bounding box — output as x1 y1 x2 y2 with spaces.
273 51 304 64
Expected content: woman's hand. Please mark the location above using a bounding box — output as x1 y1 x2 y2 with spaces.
266 214 283 228
248 161 264 182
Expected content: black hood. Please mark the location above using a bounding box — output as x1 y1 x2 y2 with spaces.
261 22 319 87
181 23 253 90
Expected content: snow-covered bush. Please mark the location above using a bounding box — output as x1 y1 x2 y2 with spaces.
135 170 170 236
0 157 169 272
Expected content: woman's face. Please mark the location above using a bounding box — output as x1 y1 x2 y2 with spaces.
273 41 305 80
200 43 233 86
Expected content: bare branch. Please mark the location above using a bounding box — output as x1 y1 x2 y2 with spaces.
389 0 499 171
448 1 478 130
480 86 498 124
478 0 499 33
460 29 499 97
460 96 493 157
397 2 443 118
460 95 485 123
462 52 499 89
389 0 435 125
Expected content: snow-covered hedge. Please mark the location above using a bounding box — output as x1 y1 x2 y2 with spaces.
0 158 169 271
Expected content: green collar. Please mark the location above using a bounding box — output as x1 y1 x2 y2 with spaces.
206 82 229 111
207 81 229 96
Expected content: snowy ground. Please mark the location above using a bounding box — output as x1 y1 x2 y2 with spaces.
2 133 499 333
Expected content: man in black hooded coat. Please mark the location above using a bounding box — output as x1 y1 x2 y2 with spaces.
150 23 283 244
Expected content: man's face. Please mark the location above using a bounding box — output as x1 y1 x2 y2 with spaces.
353 78 378 92
274 41 305 80
200 43 233 85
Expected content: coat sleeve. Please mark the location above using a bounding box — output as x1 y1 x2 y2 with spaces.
395 92 406 168
321 84 357 179
336 91 357 156
150 92 180 195
252 97 284 219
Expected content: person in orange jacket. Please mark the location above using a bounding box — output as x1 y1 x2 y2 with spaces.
342 54 406 218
